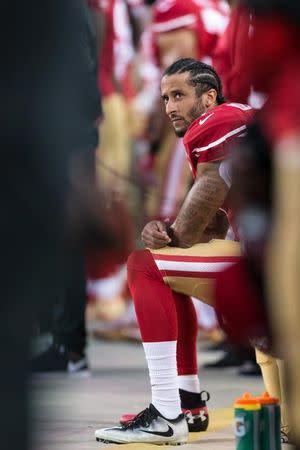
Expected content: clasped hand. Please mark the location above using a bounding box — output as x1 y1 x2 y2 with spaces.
141 220 172 249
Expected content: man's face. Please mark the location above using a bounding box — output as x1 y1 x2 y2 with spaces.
161 72 206 137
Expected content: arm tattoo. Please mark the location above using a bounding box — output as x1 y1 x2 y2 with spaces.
169 162 229 247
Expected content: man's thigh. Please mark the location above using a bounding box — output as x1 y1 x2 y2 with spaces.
150 239 241 306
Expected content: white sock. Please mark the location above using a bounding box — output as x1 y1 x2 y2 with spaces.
143 341 181 419
178 374 201 394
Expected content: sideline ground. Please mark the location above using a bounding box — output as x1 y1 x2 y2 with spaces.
31 338 292 450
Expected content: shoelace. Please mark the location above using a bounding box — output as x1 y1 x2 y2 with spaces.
122 407 155 430
280 429 290 444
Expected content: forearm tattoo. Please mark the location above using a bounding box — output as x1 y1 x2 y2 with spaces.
170 164 229 247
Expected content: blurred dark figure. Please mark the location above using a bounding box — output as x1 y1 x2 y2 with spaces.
0 1 129 449
30 2 102 374
204 341 261 376
31 249 90 373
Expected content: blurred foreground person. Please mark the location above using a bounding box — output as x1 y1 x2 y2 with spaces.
210 1 294 440
245 1 300 445
215 122 291 442
212 0 300 444
30 1 100 375
0 1 129 449
94 58 254 445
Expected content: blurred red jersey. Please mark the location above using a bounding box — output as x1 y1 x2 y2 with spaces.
152 0 229 61
213 5 252 103
88 0 134 96
247 15 300 143
213 7 300 138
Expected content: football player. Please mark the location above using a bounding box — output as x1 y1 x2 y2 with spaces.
94 58 255 445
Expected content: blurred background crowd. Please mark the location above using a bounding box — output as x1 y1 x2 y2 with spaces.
2 0 300 449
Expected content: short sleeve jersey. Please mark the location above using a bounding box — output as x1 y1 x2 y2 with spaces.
183 102 255 179
184 102 254 241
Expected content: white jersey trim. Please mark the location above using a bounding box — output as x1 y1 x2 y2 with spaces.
155 259 234 273
152 14 197 33
219 159 232 188
192 125 247 153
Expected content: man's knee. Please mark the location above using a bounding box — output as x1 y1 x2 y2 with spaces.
127 249 152 271
127 249 161 285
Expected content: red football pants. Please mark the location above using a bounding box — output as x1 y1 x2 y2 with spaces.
127 249 198 375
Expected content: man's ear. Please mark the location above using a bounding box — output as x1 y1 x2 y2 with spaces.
203 89 217 107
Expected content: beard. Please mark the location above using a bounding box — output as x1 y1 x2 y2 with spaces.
173 101 205 137
188 101 205 124
174 126 187 138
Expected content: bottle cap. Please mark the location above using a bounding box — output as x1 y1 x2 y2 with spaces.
234 392 261 410
257 391 279 405
235 393 260 405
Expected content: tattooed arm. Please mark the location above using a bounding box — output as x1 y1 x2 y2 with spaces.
169 161 229 248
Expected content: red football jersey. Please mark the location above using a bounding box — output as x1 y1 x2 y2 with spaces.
183 102 254 178
152 0 229 62
183 102 254 239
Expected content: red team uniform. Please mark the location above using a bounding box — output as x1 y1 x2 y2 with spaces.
119 101 255 435
152 0 229 62
126 103 254 406
149 102 254 291
88 0 135 97
184 102 253 172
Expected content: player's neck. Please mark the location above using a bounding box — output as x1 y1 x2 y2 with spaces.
205 102 218 114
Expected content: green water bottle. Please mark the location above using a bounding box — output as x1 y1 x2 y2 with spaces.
234 393 261 450
257 392 281 450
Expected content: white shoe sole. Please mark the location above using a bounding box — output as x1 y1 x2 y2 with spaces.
95 436 187 446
